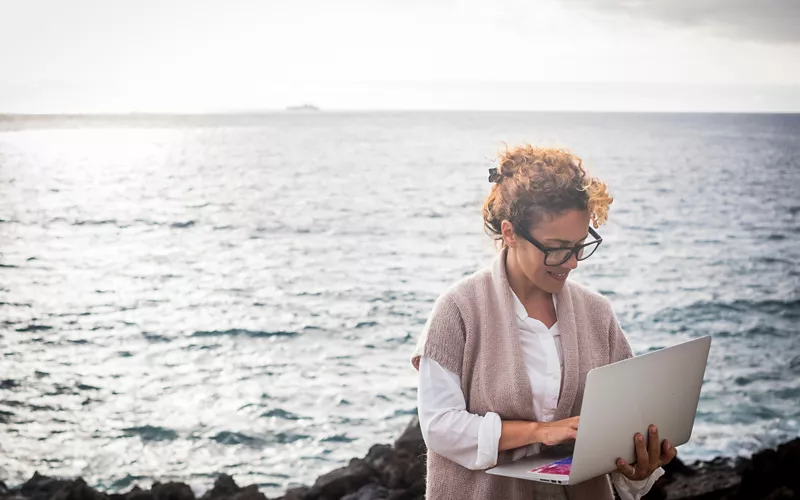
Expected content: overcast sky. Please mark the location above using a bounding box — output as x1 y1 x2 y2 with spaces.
1 0 798 112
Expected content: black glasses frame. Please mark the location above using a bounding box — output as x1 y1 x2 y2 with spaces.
514 224 603 266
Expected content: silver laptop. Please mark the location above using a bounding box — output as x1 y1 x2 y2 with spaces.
486 335 711 485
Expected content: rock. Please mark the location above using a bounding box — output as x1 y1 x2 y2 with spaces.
199 475 250 500
401 462 425 498
306 458 376 500
364 445 403 489
363 442 425 492
338 484 421 500
341 484 390 500
122 485 153 500
658 457 741 499
385 489 422 500
762 486 795 500
4 420 798 500
228 485 266 500
0 480 25 500
363 445 395 470
274 486 308 500
51 478 110 500
736 438 800 500
641 438 800 499
661 457 696 478
151 482 195 500
21 472 77 500
392 418 425 458
16 475 108 500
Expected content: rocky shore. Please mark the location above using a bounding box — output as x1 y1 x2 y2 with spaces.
1 418 798 500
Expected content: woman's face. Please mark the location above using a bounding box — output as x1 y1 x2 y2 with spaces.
502 209 592 294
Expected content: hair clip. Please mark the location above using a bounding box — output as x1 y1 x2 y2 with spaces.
488 167 501 183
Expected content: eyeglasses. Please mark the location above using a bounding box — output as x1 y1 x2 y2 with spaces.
514 224 603 266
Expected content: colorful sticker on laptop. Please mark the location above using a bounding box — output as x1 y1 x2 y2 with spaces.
529 457 572 476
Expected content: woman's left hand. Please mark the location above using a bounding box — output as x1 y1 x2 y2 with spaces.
615 425 677 481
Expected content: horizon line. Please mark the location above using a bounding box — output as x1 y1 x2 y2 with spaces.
2 108 800 117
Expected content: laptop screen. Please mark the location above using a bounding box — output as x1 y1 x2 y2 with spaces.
529 457 572 476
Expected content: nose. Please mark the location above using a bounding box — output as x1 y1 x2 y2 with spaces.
562 252 579 270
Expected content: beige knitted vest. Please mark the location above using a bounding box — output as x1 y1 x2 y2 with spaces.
412 247 633 500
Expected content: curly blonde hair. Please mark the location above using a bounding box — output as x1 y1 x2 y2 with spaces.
482 144 613 248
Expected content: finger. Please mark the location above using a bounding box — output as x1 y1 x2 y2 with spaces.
634 432 649 468
616 459 636 479
660 439 671 465
670 444 678 461
648 425 661 469
659 440 677 461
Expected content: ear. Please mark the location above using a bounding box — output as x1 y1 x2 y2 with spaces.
500 220 517 248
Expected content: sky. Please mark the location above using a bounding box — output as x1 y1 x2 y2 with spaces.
0 0 799 113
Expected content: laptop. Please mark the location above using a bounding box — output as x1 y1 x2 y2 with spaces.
485 335 712 485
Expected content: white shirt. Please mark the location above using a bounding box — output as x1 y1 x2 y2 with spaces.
417 290 664 500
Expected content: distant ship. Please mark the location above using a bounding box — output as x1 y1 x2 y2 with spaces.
286 104 320 112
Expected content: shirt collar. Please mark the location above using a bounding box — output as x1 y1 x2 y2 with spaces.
510 288 558 321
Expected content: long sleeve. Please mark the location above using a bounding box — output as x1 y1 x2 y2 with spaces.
610 469 665 500
417 356 502 470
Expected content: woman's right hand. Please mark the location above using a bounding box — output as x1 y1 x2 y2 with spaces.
534 416 580 446
500 416 580 451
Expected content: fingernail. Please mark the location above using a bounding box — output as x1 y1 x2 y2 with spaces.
618 460 626 466
637 434 644 442
650 425 657 433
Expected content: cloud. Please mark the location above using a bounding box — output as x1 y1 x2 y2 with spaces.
563 0 800 43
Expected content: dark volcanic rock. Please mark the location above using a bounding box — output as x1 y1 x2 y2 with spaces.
121 485 153 500
364 445 404 489
12 475 110 500
199 476 239 500
274 486 309 500
341 484 390 500
340 483 421 500
4 421 798 500
150 482 194 500
20 473 97 500
227 485 265 500
662 456 697 478
306 458 376 500
736 439 800 500
363 441 425 494
642 438 800 500
761 486 794 500
392 418 425 458
199 476 266 500
51 478 110 500
650 456 741 500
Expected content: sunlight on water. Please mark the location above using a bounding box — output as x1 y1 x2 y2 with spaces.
1 112 799 496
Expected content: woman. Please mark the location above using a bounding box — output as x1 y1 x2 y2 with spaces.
411 145 677 500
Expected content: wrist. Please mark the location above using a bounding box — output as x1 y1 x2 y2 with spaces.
529 421 543 445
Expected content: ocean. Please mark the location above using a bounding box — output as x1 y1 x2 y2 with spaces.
0 112 798 497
